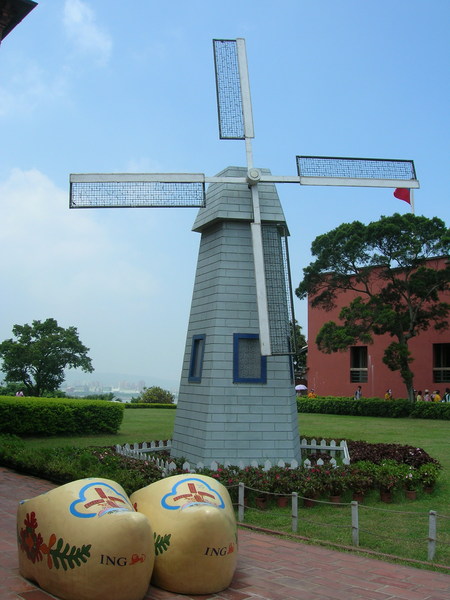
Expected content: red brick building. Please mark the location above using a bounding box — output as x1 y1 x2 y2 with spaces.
307 257 450 399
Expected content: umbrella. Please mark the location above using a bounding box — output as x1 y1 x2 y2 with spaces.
295 384 307 391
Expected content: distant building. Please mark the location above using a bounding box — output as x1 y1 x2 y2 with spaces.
307 256 450 398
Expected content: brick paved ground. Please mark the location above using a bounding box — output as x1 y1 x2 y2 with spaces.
1 466 449 600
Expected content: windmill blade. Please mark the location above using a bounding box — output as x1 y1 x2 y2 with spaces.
213 39 272 354
249 184 272 356
70 173 206 208
296 156 420 188
251 222 272 356
213 39 254 140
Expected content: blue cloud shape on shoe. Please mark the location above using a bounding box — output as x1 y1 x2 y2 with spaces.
69 481 134 518
161 477 225 511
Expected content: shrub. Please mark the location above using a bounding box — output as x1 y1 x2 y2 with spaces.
0 396 124 435
373 460 402 492
297 396 450 420
410 402 450 420
417 462 442 489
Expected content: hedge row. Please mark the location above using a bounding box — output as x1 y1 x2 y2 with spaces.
297 396 450 420
0 396 124 435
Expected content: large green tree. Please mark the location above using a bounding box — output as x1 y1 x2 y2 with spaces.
0 318 94 396
296 213 450 401
131 386 175 404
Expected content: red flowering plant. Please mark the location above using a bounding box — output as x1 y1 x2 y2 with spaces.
237 465 271 499
266 466 296 496
197 464 243 501
323 466 349 496
298 466 326 499
346 462 376 495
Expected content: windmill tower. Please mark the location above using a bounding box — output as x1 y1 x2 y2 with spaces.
70 39 419 467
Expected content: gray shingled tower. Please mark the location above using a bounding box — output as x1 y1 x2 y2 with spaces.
170 167 300 465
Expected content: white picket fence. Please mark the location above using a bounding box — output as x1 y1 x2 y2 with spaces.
115 438 350 475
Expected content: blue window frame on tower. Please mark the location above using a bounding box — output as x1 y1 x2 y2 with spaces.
233 333 267 383
189 334 206 382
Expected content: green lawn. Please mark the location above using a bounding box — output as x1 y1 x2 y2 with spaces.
22 408 174 449
18 409 450 569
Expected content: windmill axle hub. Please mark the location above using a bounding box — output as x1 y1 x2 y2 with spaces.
246 168 262 185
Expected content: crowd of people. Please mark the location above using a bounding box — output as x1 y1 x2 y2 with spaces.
415 388 450 402
355 387 450 401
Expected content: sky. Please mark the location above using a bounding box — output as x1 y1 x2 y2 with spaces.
0 0 449 391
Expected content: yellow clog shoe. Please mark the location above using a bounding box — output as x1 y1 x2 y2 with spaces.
131 473 237 595
17 478 154 600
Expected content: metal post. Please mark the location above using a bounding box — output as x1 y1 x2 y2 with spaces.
428 510 437 561
351 501 359 547
238 482 245 522
291 492 298 532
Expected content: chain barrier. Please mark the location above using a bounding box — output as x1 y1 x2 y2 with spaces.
228 482 450 563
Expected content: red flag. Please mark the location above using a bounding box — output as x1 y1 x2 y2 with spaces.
394 188 411 204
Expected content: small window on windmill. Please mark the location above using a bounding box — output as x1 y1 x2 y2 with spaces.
233 334 267 383
189 335 206 382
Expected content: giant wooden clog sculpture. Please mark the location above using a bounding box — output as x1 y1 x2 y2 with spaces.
130 473 237 595
17 478 154 600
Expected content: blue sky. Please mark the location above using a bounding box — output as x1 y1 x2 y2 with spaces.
0 0 448 390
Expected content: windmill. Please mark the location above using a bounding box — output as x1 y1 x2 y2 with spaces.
70 39 419 467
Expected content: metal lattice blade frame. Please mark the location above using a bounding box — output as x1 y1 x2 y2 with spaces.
213 39 254 140
262 224 295 356
296 156 419 188
70 174 206 208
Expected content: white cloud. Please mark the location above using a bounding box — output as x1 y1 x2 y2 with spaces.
0 168 158 325
63 0 112 67
0 168 195 383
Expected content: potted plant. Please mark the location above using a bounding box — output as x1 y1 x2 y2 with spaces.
268 466 294 507
241 466 272 509
401 465 420 499
374 460 401 503
323 466 348 503
418 462 441 493
298 467 325 507
347 462 375 502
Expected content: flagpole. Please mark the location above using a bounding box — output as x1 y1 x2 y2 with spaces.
410 188 415 214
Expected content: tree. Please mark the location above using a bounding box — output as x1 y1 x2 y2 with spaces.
291 320 307 376
0 318 94 397
131 385 175 404
296 213 450 401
